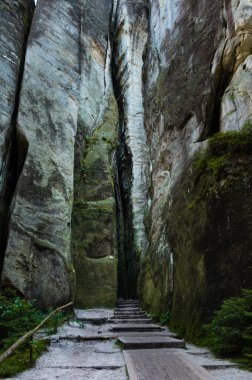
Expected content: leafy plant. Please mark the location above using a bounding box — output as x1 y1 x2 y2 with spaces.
0 288 70 377
208 289 252 359
0 289 45 350
148 312 171 326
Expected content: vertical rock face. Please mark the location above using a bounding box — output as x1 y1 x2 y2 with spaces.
0 0 34 270
72 0 119 308
2 0 81 309
138 0 252 333
139 0 224 312
113 0 149 298
219 0 252 131
0 0 251 321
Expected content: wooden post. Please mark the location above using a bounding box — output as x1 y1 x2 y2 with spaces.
54 316 57 333
29 336 33 364
0 301 73 365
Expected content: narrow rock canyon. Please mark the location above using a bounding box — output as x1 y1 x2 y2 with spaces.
0 0 252 338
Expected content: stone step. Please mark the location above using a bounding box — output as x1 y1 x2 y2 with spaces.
111 324 163 333
116 331 172 337
116 304 139 308
114 308 141 312
123 349 216 380
114 313 146 318
114 310 144 314
112 314 147 319
111 319 152 324
118 336 186 350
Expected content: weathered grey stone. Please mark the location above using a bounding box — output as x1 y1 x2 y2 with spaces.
137 0 252 334
220 0 252 131
113 0 149 299
139 0 224 314
111 324 163 332
0 0 34 267
2 0 81 309
72 0 119 309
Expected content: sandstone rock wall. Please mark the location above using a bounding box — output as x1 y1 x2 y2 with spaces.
112 0 149 298
0 0 251 319
2 0 81 309
138 0 252 333
0 0 34 272
72 0 119 308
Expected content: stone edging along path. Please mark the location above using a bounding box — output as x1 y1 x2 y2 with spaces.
9 303 252 380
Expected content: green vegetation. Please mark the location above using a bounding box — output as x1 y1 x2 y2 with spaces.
74 256 117 308
0 340 48 378
148 312 171 326
173 290 252 370
0 289 69 378
193 122 252 199
141 122 252 351
201 290 252 366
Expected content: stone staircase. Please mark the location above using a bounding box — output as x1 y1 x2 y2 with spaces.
110 300 216 380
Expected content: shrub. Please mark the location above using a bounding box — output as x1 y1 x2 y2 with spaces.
208 289 252 358
0 288 67 351
0 289 44 350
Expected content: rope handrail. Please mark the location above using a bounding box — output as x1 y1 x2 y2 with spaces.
0 301 73 365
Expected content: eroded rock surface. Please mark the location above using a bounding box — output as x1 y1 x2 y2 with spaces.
2 0 81 309
138 0 252 333
72 0 119 308
0 0 34 269
113 0 149 299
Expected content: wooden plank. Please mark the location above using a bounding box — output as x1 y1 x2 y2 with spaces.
123 349 216 380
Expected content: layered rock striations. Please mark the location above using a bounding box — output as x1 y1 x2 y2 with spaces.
219 0 252 131
112 0 149 298
72 0 119 308
0 0 34 272
0 0 251 322
2 0 81 309
138 0 252 333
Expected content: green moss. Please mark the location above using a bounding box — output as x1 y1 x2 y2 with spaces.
74 256 117 308
72 94 119 307
170 124 252 335
194 123 252 198
73 197 115 214
0 340 48 378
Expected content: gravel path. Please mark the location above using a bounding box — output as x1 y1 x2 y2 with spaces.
7 309 252 380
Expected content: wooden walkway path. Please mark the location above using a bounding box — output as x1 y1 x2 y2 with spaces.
111 300 215 380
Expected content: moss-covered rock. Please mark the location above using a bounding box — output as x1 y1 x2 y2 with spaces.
74 256 117 308
72 94 119 308
140 126 252 337
169 126 252 335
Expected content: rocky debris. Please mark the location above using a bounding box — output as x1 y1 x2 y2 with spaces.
11 340 127 380
9 308 252 379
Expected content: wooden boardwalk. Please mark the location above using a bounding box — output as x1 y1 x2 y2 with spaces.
111 300 216 380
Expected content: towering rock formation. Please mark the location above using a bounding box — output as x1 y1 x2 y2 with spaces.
1 0 81 309
72 0 119 308
0 0 251 328
0 0 34 272
113 0 149 298
138 0 252 334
